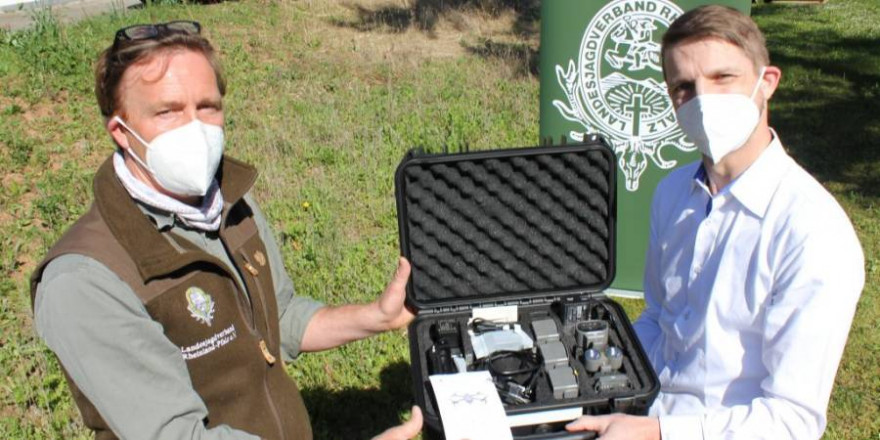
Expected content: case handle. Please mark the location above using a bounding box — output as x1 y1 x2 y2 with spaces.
514 431 598 440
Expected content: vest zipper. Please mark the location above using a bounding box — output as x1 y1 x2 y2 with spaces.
243 261 259 277
239 250 277 351
239 249 286 440
259 339 277 365
209 260 285 437
222 268 257 331
264 371 287 440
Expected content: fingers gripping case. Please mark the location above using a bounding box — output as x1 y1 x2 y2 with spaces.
394 139 659 439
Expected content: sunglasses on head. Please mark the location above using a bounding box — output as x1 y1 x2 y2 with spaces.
112 20 201 49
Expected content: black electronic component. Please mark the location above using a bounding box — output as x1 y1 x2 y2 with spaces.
432 320 460 341
470 318 514 334
427 345 459 374
427 320 465 375
498 381 533 405
563 300 615 325
477 350 541 406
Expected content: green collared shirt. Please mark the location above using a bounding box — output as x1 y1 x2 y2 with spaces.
34 193 323 440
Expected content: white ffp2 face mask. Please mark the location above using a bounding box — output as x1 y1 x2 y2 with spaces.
114 116 224 197
676 67 767 163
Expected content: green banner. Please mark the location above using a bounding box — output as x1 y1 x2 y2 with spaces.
539 0 751 296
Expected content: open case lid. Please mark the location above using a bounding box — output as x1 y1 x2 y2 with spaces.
395 139 617 311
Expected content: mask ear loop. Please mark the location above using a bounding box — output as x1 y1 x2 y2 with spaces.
749 66 768 100
113 116 155 173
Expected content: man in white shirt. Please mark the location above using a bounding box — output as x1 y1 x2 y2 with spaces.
566 5 864 440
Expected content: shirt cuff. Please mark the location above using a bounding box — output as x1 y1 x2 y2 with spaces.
279 296 324 361
658 414 704 440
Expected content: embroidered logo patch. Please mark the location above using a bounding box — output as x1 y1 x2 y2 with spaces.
185 287 215 326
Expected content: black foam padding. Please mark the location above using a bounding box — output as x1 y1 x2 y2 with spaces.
397 146 615 307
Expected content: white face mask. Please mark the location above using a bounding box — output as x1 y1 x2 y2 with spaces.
114 116 224 196
676 67 767 163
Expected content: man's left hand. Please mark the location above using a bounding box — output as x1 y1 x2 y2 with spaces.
300 257 415 352
566 414 660 440
374 257 415 331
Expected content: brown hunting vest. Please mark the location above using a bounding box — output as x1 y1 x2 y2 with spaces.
31 156 312 440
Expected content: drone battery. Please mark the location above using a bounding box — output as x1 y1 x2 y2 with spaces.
531 318 560 344
547 367 579 399
538 341 569 370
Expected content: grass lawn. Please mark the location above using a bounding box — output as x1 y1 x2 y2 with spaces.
0 0 877 438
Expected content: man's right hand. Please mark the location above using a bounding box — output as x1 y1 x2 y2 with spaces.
566 414 659 440
371 406 423 440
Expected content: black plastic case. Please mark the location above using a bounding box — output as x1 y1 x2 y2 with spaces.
395 138 659 439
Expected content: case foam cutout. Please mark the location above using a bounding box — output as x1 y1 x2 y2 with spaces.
400 150 614 303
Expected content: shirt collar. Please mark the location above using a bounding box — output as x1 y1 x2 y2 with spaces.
690 129 792 218
135 201 175 231
93 154 258 282
728 129 792 218
691 164 711 196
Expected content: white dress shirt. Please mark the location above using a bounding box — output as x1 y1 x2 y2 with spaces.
633 132 864 440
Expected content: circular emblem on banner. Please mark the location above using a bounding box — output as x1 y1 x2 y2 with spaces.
553 0 696 191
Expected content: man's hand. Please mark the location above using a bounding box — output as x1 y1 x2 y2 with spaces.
374 257 415 331
566 414 660 440
300 257 415 352
371 406 423 440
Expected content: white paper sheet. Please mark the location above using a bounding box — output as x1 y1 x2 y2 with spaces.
429 371 513 440
471 305 518 323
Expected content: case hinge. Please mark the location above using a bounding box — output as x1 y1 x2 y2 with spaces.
429 305 472 315
474 297 557 308
560 292 605 305
426 297 559 315
521 296 556 306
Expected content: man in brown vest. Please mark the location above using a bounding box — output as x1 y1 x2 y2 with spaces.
30 21 421 440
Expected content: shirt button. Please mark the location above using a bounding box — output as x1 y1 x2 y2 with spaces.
684 310 692 320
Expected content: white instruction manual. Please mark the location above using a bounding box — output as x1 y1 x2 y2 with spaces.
429 371 513 440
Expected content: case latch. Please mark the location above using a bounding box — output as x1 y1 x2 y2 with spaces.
612 396 635 412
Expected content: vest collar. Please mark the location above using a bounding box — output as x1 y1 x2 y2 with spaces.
94 155 258 282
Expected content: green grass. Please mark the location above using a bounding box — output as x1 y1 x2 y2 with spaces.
0 0 877 438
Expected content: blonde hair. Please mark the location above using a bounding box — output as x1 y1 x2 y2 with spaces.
94 31 226 118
